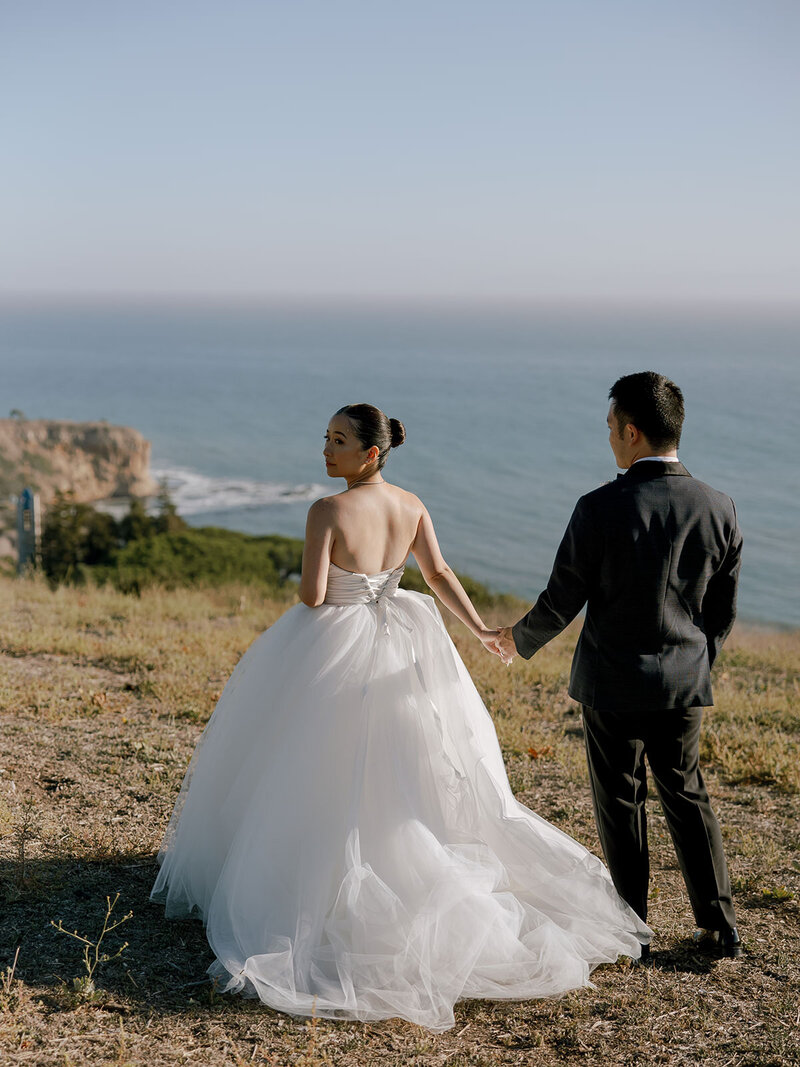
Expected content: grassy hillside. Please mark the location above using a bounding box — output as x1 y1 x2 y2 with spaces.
0 575 798 1066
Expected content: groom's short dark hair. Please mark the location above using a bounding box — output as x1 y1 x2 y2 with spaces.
609 372 685 451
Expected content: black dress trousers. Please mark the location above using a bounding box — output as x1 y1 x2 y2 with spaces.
581 705 736 931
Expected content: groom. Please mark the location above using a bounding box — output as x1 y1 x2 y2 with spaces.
495 371 742 956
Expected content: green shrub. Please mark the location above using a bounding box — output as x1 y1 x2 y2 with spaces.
41 490 304 595
95 527 303 594
41 493 118 584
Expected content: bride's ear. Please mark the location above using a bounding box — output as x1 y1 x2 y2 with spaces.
365 445 380 464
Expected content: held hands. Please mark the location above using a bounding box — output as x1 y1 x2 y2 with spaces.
494 626 517 666
477 627 517 666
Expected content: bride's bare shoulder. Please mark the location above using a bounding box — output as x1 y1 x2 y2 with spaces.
312 487 356 507
386 483 426 516
306 492 345 524
307 488 375 521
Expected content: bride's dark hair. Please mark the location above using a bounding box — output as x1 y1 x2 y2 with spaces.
336 404 405 470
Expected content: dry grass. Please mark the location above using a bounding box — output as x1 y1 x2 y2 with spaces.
0 574 798 1066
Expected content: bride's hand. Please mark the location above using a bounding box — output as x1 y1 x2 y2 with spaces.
493 626 517 666
477 628 514 665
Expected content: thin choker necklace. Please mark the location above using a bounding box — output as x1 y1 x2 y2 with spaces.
346 480 385 490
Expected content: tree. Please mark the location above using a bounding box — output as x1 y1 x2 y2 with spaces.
152 480 186 535
119 499 153 544
41 493 120 584
83 510 119 566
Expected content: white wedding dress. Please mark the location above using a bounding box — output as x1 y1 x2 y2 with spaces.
151 562 650 1031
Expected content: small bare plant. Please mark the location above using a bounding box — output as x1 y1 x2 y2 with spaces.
50 892 132 999
15 797 39 887
0 946 21 1014
294 1002 334 1067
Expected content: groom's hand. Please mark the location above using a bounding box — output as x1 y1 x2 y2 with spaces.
495 627 517 664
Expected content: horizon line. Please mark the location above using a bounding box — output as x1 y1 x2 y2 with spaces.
1 290 799 319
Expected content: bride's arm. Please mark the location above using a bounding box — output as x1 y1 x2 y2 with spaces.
411 506 498 648
299 499 335 607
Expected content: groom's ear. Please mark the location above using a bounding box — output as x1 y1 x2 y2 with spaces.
625 422 642 445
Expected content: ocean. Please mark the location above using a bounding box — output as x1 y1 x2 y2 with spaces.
1 302 798 627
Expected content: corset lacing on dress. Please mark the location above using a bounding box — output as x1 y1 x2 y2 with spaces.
325 561 406 636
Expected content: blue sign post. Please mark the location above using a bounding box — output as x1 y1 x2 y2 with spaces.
17 488 41 574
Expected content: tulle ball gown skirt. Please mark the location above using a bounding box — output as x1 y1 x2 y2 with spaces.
151 565 650 1032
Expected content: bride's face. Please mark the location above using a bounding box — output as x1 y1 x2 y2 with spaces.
323 415 378 479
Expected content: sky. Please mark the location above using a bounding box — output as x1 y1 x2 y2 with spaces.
2 0 799 307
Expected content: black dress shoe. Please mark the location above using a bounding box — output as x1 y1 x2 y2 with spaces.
637 942 652 965
692 927 743 958
626 942 651 966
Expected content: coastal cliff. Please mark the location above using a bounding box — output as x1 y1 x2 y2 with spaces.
0 418 157 505
0 418 158 558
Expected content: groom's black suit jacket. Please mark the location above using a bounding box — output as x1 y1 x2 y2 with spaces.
511 461 742 711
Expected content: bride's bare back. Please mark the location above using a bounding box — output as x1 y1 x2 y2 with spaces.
300 482 434 605
327 483 422 574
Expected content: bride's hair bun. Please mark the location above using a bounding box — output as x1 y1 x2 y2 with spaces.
335 403 406 470
389 418 406 449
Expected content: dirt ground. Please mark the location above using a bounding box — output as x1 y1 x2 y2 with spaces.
1 578 798 1065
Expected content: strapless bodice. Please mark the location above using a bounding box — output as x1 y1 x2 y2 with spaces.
324 561 405 606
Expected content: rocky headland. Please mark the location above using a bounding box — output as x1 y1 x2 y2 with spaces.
0 418 158 560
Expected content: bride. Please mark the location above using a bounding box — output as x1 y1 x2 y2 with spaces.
151 403 650 1032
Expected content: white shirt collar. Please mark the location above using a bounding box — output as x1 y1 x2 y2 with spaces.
633 456 680 464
